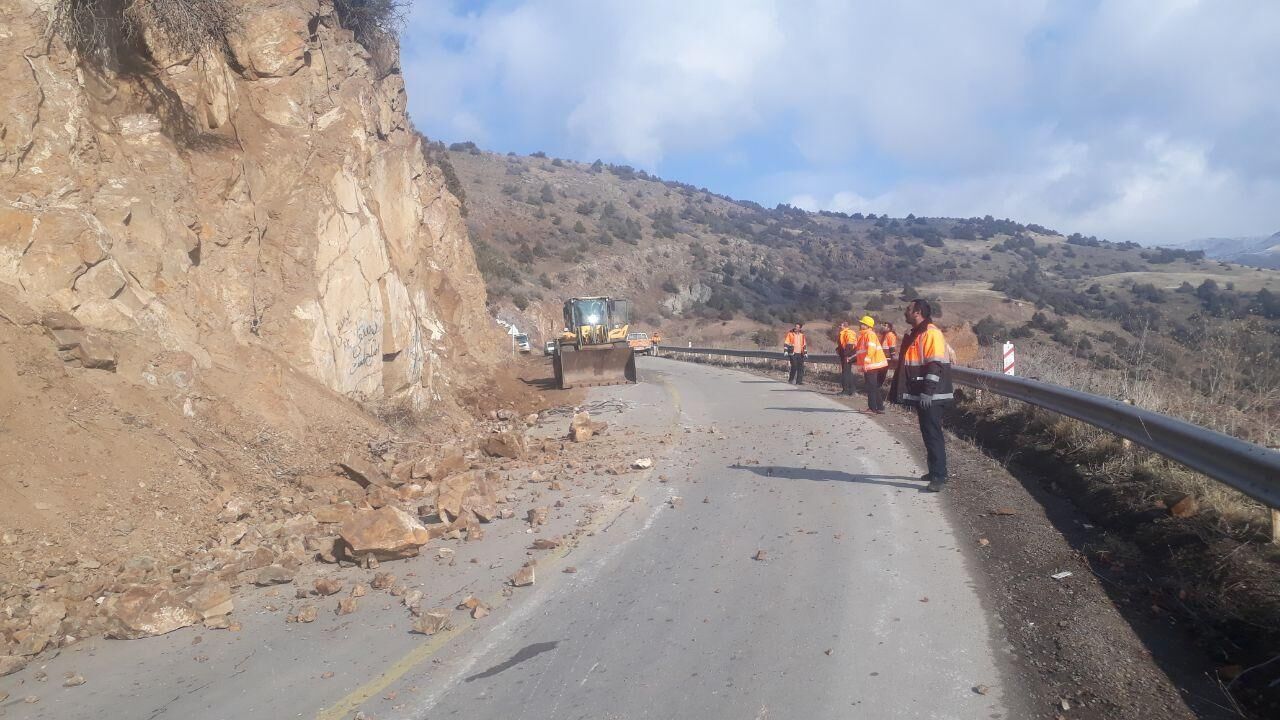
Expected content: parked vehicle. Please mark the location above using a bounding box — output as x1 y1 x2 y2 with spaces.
627 331 655 355
544 340 557 356
514 334 531 352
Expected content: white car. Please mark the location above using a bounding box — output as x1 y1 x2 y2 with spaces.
514 334 532 352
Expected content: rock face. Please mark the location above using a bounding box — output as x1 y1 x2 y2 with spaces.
0 0 500 407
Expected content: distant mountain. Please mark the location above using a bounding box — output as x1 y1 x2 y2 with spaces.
1181 232 1280 269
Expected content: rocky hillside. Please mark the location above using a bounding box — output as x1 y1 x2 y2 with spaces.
0 0 511 661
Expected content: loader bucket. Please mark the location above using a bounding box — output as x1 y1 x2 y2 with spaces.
554 343 637 389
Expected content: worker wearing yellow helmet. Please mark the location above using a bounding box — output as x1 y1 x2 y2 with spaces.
854 315 888 413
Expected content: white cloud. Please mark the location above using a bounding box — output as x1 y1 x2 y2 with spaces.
401 0 1280 244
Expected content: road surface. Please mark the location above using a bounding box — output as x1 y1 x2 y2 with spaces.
372 357 1018 719
3 357 1019 720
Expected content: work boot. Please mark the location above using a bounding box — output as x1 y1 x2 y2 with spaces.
924 480 945 493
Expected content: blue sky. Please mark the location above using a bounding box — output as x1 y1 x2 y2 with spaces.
400 1 1280 246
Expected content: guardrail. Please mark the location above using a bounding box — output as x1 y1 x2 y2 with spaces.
656 344 1280 540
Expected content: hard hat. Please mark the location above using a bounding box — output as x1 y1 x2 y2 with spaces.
859 315 875 327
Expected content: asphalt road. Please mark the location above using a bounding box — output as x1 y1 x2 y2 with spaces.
3 357 1019 720
386 357 1019 719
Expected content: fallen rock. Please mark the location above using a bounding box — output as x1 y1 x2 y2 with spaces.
412 609 450 635
370 572 396 590
531 537 560 550
350 583 368 598
296 605 318 623
403 590 423 609
0 656 26 677
335 598 358 616
103 586 202 639
1169 495 1199 518
254 565 297 586
339 507 431 560
338 457 392 489
511 565 535 587
179 581 233 620
527 507 549 527
481 429 527 459
312 503 355 524
63 674 86 688
314 578 345 597
436 471 498 524
632 458 653 469
753 550 768 561
568 412 596 440
416 447 467 481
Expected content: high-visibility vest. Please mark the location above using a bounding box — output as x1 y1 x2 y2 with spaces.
784 331 807 353
898 323 953 404
837 327 856 359
881 330 898 358
855 327 888 371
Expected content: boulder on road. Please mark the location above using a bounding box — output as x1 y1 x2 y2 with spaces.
339 507 430 560
435 471 498 524
511 565 535 587
103 585 202 639
0 655 27 677
412 609 450 635
481 429 526 459
179 581 233 620
570 412 593 440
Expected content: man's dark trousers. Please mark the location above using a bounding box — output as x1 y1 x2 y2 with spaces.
916 402 947 482
866 369 885 411
788 355 806 384
840 360 854 395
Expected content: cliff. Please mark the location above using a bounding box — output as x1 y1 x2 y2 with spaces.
1 0 499 405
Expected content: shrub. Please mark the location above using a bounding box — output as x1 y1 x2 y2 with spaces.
334 0 408 64
55 0 235 70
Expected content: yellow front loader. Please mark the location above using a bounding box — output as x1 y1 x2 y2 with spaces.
553 296 638 389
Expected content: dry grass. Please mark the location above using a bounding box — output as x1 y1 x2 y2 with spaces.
53 0 235 70
967 339 1274 536
333 0 408 75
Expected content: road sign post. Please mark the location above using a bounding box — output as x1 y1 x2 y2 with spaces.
1002 341 1016 376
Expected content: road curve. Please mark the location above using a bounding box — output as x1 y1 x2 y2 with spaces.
402 357 1018 719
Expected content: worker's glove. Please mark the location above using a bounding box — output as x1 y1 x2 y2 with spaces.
917 395 933 409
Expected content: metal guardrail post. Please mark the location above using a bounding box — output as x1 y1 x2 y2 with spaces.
657 344 1280 540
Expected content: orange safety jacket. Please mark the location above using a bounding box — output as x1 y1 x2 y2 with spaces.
890 322 953 405
837 327 857 362
855 326 888 371
881 330 898 360
783 330 807 354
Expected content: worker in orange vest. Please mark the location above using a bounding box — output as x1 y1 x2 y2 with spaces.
854 315 889 413
888 300 953 492
836 320 858 395
879 322 899 363
783 323 808 384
